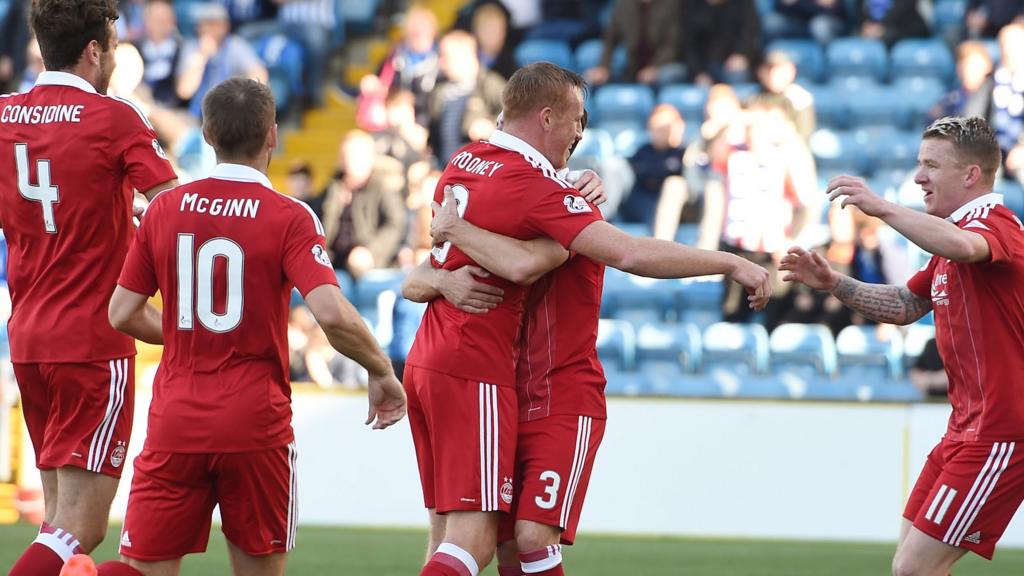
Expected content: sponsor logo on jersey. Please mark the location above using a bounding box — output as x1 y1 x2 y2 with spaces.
563 195 591 214
500 477 514 505
120 530 132 548
312 244 332 268
110 441 126 468
152 138 168 160
931 272 949 306
965 531 982 544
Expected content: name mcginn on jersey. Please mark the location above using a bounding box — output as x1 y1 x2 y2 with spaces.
1 104 84 124
180 192 261 219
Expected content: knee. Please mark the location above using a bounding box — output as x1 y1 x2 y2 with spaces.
72 523 108 553
514 522 560 554
891 550 925 576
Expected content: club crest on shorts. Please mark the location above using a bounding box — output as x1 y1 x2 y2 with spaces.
311 244 332 268
110 441 127 468
563 195 592 214
501 477 514 505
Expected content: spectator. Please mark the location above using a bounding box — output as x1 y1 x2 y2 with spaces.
619 104 687 229
399 168 442 268
428 30 505 164
681 0 762 85
966 0 1024 39
857 0 928 46
117 0 147 42
288 306 368 389
931 40 994 121
909 338 948 397
585 0 683 86
374 89 431 175
175 3 267 118
995 24 1024 182
766 0 847 44
757 50 816 140
17 38 43 93
139 0 187 108
321 130 408 278
219 0 278 31
0 0 28 92
286 160 324 218
468 3 517 79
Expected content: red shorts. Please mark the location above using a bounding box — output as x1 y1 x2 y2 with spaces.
119 443 298 561
15 357 134 477
499 415 606 545
904 438 1024 559
403 365 517 513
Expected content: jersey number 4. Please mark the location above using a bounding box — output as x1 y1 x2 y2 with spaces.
177 234 244 333
15 144 60 234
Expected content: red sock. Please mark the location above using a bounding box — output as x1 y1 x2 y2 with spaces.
420 560 463 576
519 545 563 575
10 524 84 576
498 566 525 576
97 561 144 576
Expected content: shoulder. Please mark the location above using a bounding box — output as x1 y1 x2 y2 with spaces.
98 94 157 132
276 192 327 236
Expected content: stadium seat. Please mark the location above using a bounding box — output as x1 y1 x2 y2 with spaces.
636 361 689 396
674 223 700 246
996 179 1024 217
702 322 770 375
571 127 615 162
674 278 724 328
612 126 650 158
803 377 861 401
846 85 909 128
903 323 935 368
335 269 355 300
601 266 675 325
766 39 826 84
730 82 762 104
596 318 637 371
636 321 702 373
254 34 306 110
602 366 646 396
514 39 574 70
860 381 924 402
809 129 868 176
864 128 923 173
826 37 888 82
574 39 627 79
933 0 967 36
835 325 904 381
341 0 380 36
387 296 427 361
770 323 837 376
805 84 846 129
351 269 405 325
890 39 955 84
670 374 725 398
592 84 655 128
705 368 787 399
895 77 949 130
658 84 709 124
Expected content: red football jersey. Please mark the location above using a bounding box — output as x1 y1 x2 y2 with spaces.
117 164 338 452
406 131 603 387
516 251 607 422
0 71 176 362
907 193 1024 442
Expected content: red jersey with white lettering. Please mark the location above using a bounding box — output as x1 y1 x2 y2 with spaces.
907 193 1024 442
117 164 338 452
0 71 176 362
516 251 607 421
405 131 603 387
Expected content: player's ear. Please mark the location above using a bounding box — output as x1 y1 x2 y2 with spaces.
201 126 215 148
81 40 101 66
540 106 553 132
267 123 279 152
964 164 982 188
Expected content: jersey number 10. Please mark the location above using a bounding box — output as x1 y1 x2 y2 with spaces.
177 234 244 333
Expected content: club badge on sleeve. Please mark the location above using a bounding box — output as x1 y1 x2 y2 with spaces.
563 195 592 214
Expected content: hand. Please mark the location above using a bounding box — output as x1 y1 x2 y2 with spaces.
132 193 149 220
585 66 610 85
365 372 407 430
825 175 892 218
198 33 219 58
572 170 606 205
779 246 838 291
437 266 504 314
430 185 464 244
728 256 771 311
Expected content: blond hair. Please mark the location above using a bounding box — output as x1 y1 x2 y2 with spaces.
922 116 1001 177
502 62 586 121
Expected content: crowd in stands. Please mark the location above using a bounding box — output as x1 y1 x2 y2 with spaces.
2 0 1024 395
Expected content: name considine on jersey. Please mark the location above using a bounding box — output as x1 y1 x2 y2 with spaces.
180 192 261 219
1 104 84 124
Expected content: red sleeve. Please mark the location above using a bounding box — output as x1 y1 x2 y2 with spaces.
521 182 604 250
962 206 1020 267
282 203 340 296
906 255 938 300
111 100 177 193
117 211 158 296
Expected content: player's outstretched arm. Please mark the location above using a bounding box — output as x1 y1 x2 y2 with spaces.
779 246 932 325
304 284 406 429
401 260 504 314
108 286 164 345
431 186 569 285
141 179 179 202
568 220 772 310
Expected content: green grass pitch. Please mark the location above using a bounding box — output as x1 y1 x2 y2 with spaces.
2 523 1023 574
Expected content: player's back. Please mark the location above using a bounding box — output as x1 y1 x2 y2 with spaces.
135 166 326 452
0 72 173 362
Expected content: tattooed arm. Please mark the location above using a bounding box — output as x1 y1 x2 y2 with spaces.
780 247 932 325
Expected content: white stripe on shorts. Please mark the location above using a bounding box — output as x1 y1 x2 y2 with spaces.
480 383 499 511
560 416 592 528
943 442 1014 545
287 441 298 550
87 358 128 472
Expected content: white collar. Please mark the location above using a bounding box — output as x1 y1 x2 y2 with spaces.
209 163 274 189
947 192 1003 223
34 71 98 93
488 130 556 173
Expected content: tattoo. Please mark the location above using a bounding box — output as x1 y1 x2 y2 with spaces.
832 277 932 325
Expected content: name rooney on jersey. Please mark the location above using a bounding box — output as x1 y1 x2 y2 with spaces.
449 150 504 177
180 193 260 219
1 104 84 124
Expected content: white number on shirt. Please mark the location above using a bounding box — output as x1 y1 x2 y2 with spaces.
535 470 561 510
177 234 244 333
14 143 60 233
430 184 470 264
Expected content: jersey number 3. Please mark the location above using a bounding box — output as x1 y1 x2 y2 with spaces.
177 234 244 332
15 144 60 234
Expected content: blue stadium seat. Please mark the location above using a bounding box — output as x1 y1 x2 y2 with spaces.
613 126 650 158
806 84 846 129
894 77 948 130
996 179 1024 217
836 325 904 380
770 323 838 376
636 361 688 396
335 269 355 300
636 321 702 373
846 86 909 128
861 381 924 402
766 39 826 84
596 319 637 371
176 0 208 36
658 84 709 124
730 82 762 104
601 268 674 324
670 374 725 398
574 39 627 79
674 223 700 246
254 34 306 109
674 278 724 328
865 128 923 173
341 0 380 36
826 37 888 82
903 323 935 369
592 84 655 128
933 0 967 35
351 269 405 325
602 367 646 397
809 129 869 176
514 39 574 70
803 377 861 401
702 322 770 375
387 296 427 361
890 39 955 84
571 127 614 162
705 368 787 399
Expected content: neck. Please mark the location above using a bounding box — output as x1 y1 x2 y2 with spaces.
217 155 268 174
501 122 550 162
61 66 98 90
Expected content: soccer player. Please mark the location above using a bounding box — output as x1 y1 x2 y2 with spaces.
105 78 406 576
0 0 178 573
402 62 770 576
779 116 1024 576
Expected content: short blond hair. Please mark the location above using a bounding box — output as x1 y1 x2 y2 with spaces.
502 62 586 121
922 116 1001 177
